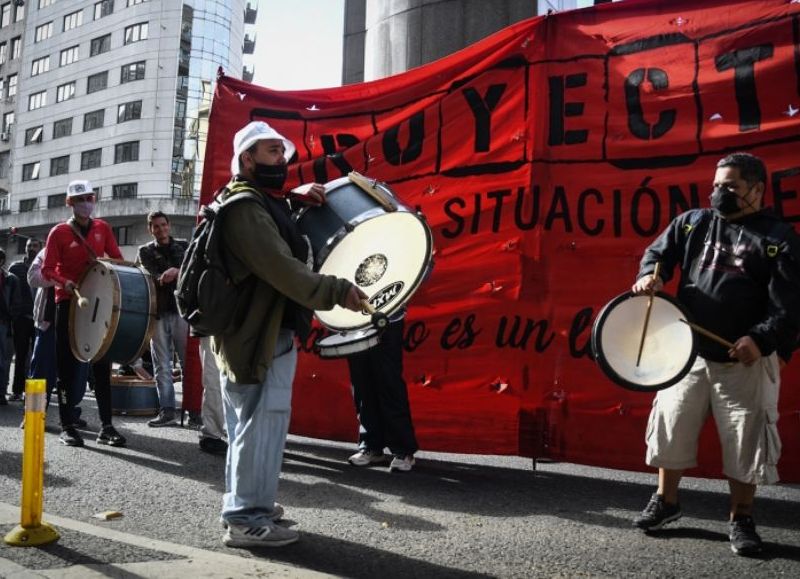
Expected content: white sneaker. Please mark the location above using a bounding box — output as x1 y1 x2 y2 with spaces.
348 449 387 466
223 521 299 548
220 503 284 528
389 455 415 472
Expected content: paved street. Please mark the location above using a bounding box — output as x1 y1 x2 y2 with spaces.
1 392 799 578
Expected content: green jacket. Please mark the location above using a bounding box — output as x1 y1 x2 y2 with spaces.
211 179 352 384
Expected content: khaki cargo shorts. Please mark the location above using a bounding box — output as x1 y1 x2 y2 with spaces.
645 353 781 485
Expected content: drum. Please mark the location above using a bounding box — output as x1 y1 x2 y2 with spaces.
110 376 159 416
316 328 381 359
294 174 432 332
70 260 157 365
591 292 696 392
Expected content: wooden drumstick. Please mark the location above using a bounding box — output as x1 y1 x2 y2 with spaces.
635 262 661 367
678 318 735 349
361 299 389 330
73 288 89 309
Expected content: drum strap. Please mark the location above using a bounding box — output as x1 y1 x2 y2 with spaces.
67 219 98 261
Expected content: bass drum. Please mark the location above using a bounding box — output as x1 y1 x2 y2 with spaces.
294 174 432 332
316 328 381 359
592 291 696 392
70 260 157 365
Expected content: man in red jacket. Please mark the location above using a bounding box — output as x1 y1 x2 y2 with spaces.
42 180 126 448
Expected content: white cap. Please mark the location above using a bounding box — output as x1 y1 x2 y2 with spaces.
230 121 296 175
66 179 93 197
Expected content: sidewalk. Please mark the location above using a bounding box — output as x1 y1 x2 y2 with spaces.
0 502 331 578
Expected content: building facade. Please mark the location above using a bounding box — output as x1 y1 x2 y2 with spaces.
0 0 254 261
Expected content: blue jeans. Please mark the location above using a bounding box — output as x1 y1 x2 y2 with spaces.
220 330 296 527
150 312 188 410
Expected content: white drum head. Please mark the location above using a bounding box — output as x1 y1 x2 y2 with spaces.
596 294 694 389
71 262 119 362
316 212 431 331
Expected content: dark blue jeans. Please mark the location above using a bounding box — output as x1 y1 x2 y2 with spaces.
347 319 418 457
30 324 88 421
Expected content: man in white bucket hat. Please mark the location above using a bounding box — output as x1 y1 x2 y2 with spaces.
211 121 366 548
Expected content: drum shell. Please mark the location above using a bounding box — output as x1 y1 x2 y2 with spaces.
591 291 697 392
110 376 159 416
70 261 157 365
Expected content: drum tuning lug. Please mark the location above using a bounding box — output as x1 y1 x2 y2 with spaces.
490 379 509 393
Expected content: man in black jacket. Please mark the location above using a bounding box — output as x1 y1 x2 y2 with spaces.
0 248 22 405
8 238 41 401
630 153 800 557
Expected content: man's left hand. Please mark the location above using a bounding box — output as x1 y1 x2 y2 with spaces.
728 336 762 366
159 267 179 285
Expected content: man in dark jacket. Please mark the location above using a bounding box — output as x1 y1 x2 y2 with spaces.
8 238 41 401
136 211 189 427
630 153 800 557
0 248 22 405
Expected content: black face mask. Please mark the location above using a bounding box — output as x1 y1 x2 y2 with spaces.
252 163 287 191
26 249 38 261
710 187 741 216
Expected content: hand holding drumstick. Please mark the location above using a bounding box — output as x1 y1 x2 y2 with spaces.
64 280 89 308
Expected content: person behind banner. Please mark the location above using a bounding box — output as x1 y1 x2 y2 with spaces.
630 153 800 557
0 249 22 406
135 211 189 428
42 180 127 448
213 121 367 549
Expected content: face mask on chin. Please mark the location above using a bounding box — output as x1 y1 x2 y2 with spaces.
72 200 95 219
252 163 287 192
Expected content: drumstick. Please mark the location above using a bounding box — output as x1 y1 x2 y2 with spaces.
73 289 89 309
361 299 389 330
678 318 735 349
635 262 661 367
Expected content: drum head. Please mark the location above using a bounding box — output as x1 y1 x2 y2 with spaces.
70 261 120 362
316 328 380 358
316 212 431 331
592 292 696 392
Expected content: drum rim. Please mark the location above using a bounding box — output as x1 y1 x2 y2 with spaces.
315 328 381 358
592 291 697 393
316 212 433 332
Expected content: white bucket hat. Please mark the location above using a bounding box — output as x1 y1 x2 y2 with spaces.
66 179 94 197
230 121 296 175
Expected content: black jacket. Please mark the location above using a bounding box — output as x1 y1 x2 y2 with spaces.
8 258 34 317
136 237 189 317
638 208 800 362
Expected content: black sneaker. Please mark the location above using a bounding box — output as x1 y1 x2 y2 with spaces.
148 409 176 428
74 418 88 428
633 493 682 531
97 425 127 447
199 437 228 455
730 515 763 556
59 427 85 447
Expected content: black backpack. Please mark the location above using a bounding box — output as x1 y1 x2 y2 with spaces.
175 188 263 336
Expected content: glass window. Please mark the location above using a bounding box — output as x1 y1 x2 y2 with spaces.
117 100 142 123
2 111 13 132
48 193 66 208
94 0 113 20
20 198 38 212
124 22 148 45
31 56 50 76
127 0 148 6
112 183 137 198
22 162 41 182
56 82 75 103
90 33 111 56
34 22 53 43
120 61 145 83
39 0 56 9
60 45 79 67
1 4 10 28
13 2 23 22
83 109 104 131
0 185 7 206
63 9 83 31
81 148 102 170
24 126 43 145
50 155 69 176
0 42 6 64
87 71 108 94
7 74 16 97
10 36 20 59
28 90 47 111
53 117 72 139
114 141 139 163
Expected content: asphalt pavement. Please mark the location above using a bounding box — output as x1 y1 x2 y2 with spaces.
1 390 799 578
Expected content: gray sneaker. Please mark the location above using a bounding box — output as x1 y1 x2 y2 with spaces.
223 521 299 548
389 455 415 472
148 409 176 428
348 449 387 466
633 493 682 531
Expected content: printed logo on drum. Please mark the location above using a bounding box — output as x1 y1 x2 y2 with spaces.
368 282 404 309
355 254 388 287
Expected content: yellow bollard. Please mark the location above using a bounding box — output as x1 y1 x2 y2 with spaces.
4 379 59 547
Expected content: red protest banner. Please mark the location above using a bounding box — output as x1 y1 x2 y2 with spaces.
200 0 800 481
